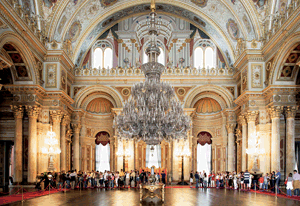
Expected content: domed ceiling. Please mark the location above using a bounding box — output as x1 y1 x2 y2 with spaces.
40 0 267 66
194 97 222 114
86 97 113 114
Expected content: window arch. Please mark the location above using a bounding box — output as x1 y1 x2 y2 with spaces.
93 41 113 69
193 40 216 69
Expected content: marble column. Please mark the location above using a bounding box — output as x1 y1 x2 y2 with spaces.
11 105 23 183
90 145 93 171
245 111 258 171
239 115 247 171
110 137 115 172
226 123 236 172
268 106 282 172
50 110 62 172
286 106 297 173
26 105 40 183
72 123 81 171
61 115 70 172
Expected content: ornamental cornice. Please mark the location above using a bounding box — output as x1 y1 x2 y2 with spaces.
45 50 75 72
233 50 264 72
234 91 263 106
0 1 47 54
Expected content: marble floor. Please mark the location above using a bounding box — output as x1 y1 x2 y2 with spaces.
3 188 299 206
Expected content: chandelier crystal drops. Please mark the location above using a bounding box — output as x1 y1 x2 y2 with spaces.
114 0 191 145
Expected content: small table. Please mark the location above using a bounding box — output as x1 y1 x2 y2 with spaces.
140 183 165 202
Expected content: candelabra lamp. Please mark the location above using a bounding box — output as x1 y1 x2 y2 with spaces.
175 145 191 185
246 132 265 173
41 126 61 172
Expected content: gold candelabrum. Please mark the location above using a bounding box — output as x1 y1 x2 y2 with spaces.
41 126 61 172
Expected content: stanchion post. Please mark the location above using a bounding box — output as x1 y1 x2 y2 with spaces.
21 185 24 202
64 181 67 193
49 183 50 195
275 185 277 198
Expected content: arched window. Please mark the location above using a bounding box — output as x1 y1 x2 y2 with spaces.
94 48 103 69
205 47 214 69
143 50 148 64
194 47 204 69
104 48 113 69
93 41 113 69
193 40 216 69
158 47 165 65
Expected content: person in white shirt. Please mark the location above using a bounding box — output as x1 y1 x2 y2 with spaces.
126 172 130 186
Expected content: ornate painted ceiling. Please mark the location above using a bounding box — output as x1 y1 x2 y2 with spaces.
39 0 268 65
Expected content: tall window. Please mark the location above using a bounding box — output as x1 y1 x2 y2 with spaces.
95 143 110 172
158 47 165 65
194 47 204 69
205 47 214 68
93 41 113 69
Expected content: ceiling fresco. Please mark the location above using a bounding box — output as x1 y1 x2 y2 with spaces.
43 0 264 65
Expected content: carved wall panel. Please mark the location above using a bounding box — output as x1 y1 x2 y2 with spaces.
251 64 263 88
45 64 57 88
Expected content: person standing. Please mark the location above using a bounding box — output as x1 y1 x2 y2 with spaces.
244 170 250 190
70 170 77 189
161 170 166 185
293 170 300 196
286 173 293 197
195 172 200 188
190 170 194 188
275 170 281 194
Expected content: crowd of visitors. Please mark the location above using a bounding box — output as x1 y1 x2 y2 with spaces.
189 169 300 197
36 169 167 190
36 168 300 198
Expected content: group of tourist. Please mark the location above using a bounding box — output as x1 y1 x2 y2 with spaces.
189 169 300 197
36 169 167 190
36 168 300 197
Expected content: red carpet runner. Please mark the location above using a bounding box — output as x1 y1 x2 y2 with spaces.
0 189 67 205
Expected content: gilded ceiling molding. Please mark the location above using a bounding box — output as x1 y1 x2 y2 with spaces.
184 85 234 109
269 31 300 85
70 0 237 65
0 31 39 84
74 85 123 109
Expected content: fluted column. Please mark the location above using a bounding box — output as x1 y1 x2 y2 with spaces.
26 105 41 183
61 115 70 172
268 106 282 172
286 106 297 173
226 123 236 172
72 123 81 171
245 111 259 171
50 110 63 172
11 105 23 183
239 115 247 171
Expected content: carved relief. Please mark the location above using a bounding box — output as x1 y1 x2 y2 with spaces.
251 64 263 88
46 64 57 88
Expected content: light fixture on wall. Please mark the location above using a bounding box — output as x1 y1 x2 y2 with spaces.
41 126 61 172
246 132 265 172
114 0 191 145
175 144 191 185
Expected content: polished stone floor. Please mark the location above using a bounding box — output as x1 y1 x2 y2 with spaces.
3 188 299 206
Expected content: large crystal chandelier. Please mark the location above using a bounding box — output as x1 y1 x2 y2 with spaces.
114 0 191 145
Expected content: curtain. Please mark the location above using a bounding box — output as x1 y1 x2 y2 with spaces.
146 145 150 167
95 143 110 172
197 144 211 173
157 145 161 168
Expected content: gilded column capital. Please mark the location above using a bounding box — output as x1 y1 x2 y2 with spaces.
245 111 259 122
286 106 298 119
226 123 236 134
72 123 82 133
25 105 41 119
268 106 283 119
61 115 71 126
238 115 247 125
11 105 24 119
50 110 63 123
